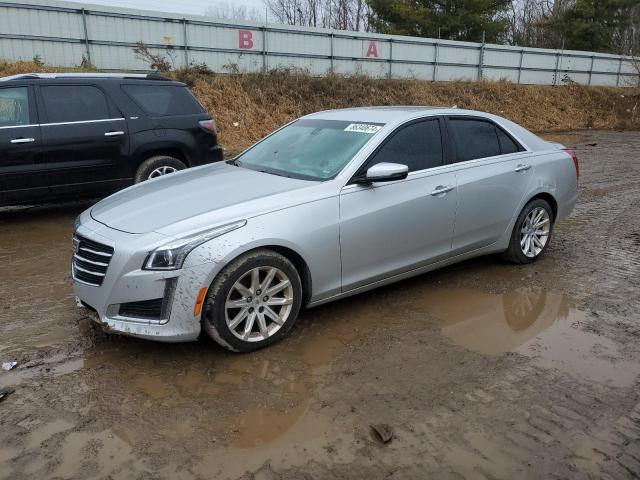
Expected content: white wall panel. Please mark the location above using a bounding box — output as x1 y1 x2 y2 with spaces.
0 0 636 86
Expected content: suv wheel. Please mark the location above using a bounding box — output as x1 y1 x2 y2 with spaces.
134 155 187 183
202 249 303 352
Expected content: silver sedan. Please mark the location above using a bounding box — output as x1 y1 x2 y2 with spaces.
72 107 579 352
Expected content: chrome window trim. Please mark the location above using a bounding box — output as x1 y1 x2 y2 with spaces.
41 118 125 127
0 123 38 130
0 118 125 130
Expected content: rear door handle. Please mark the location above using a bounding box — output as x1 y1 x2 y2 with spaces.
430 185 454 196
515 164 531 172
104 131 125 137
10 137 35 144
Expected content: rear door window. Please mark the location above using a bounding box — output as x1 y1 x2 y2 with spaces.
448 118 502 162
366 119 443 173
41 85 112 123
122 84 204 116
0 87 30 127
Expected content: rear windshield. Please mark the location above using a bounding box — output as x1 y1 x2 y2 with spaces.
122 84 204 116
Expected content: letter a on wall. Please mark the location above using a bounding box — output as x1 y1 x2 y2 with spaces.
365 41 379 58
239 30 254 49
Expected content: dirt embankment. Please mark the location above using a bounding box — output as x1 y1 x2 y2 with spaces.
2 59 639 154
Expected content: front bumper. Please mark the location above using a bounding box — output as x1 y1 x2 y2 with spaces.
72 217 213 342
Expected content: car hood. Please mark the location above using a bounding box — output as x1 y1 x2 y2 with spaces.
90 163 314 235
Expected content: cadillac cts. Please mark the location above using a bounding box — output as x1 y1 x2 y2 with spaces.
72 107 579 352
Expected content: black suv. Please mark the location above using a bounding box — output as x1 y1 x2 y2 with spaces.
0 73 223 206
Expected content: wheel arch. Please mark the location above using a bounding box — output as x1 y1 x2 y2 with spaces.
136 147 190 166
205 242 314 309
525 192 558 220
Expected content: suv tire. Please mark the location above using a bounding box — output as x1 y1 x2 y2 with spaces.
134 155 187 183
202 249 303 353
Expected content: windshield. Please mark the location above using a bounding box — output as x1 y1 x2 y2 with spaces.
234 119 384 180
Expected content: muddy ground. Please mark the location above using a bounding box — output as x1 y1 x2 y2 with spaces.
1 130 639 480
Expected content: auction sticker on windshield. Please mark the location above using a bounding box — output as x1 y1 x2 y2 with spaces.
344 123 382 134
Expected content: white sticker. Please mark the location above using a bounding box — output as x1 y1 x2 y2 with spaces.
344 123 382 134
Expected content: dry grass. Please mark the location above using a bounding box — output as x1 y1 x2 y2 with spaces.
3 59 638 154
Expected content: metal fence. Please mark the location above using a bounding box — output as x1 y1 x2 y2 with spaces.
1 0 638 86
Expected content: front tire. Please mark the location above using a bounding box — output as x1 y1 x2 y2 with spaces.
202 249 303 352
134 155 186 183
503 198 554 264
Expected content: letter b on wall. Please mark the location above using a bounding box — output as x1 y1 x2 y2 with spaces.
239 30 254 49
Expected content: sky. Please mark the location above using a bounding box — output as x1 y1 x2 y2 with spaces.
62 0 268 17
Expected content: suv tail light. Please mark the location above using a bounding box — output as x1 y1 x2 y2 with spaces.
199 119 217 135
564 148 579 181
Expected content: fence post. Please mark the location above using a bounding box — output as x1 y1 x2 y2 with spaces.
553 51 560 85
329 32 334 73
432 41 439 81
616 57 623 86
182 18 189 67
388 39 393 79
478 31 485 80
81 8 91 65
588 55 594 86
517 49 524 84
262 26 268 73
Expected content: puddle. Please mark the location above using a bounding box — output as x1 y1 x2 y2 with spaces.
0 204 84 356
411 287 639 387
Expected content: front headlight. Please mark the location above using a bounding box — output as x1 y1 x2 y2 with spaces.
143 220 247 270
74 214 81 232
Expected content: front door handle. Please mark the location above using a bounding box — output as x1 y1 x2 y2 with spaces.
430 185 454 196
515 164 532 172
104 131 125 137
10 137 35 144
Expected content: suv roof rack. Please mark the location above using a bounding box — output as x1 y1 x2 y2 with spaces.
0 72 171 82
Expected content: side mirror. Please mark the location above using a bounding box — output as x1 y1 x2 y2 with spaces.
363 162 409 183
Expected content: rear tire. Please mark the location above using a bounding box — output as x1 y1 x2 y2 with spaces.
134 155 186 183
202 249 303 353
503 198 554 264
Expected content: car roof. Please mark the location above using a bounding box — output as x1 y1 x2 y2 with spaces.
305 106 491 123
304 106 548 151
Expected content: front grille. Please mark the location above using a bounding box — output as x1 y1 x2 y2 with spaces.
72 234 114 286
119 298 163 319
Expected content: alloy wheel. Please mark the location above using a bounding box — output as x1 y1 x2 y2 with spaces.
224 266 294 342
520 207 551 258
148 166 177 179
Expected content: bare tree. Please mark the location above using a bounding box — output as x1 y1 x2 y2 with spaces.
263 0 371 31
506 0 573 48
205 2 264 22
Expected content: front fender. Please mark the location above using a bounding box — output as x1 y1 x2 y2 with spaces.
182 196 341 305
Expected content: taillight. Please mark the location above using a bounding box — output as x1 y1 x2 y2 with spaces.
564 148 579 181
199 119 217 135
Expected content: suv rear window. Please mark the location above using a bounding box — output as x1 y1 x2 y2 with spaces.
122 84 204 116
